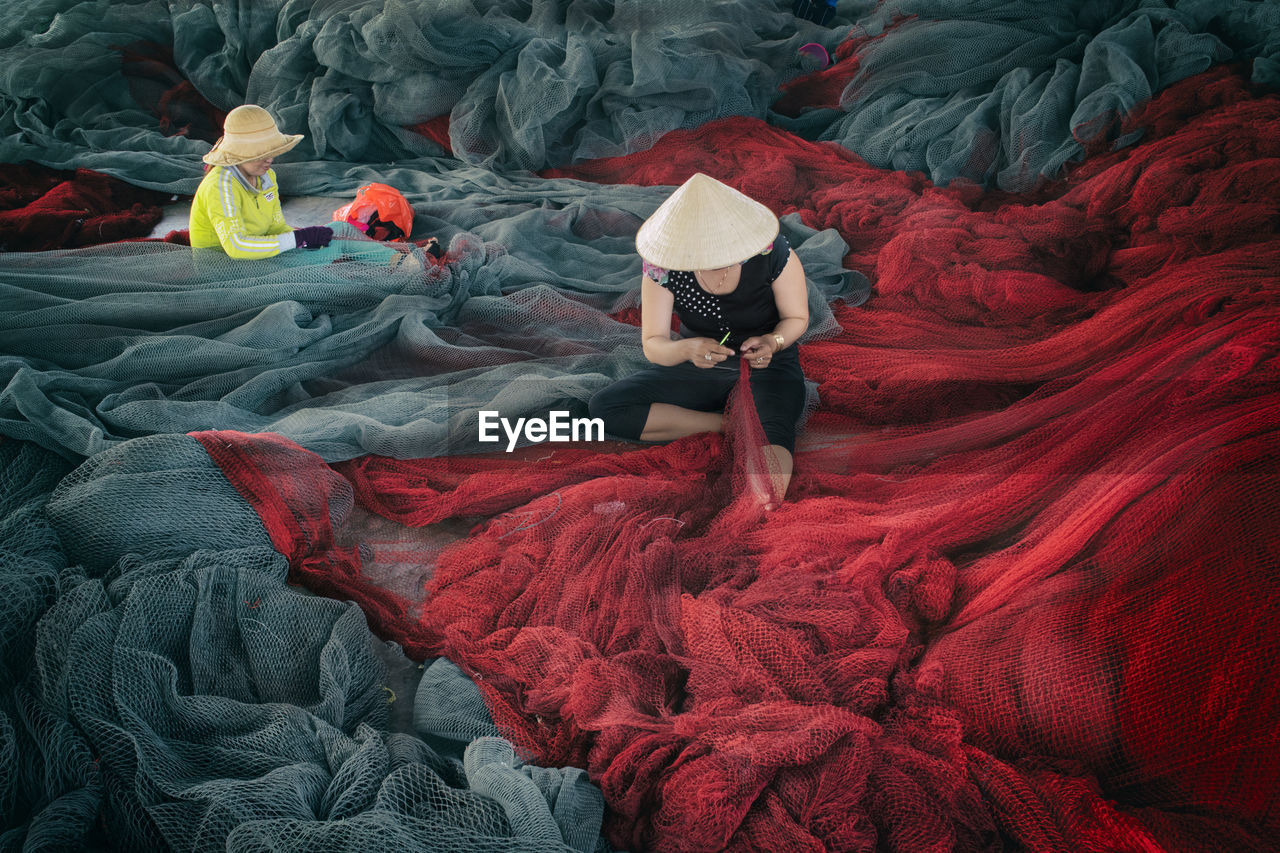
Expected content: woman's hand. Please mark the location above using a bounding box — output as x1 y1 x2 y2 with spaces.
740 335 777 369
685 337 735 368
292 225 334 249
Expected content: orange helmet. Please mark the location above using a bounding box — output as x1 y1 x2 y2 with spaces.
332 183 414 241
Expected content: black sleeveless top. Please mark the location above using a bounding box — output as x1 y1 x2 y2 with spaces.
659 235 791 349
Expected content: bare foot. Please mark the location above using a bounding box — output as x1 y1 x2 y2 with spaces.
746 471 779 511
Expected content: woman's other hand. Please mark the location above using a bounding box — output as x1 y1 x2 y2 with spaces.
293 225 334 248
740 335 776 369
685 337 734 368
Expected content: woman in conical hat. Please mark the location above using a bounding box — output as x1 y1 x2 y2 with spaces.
589 173 810 509
189 104 335 259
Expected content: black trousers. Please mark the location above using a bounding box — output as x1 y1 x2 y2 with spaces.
588 346 806 453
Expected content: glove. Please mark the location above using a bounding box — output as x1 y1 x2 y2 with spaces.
293 225 334 249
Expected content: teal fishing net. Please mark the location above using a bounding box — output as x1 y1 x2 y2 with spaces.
1 436 609 852
0 213 858 461
2 0 1276 194
0 0 835 190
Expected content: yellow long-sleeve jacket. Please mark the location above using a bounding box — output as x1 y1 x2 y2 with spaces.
189 166 294 259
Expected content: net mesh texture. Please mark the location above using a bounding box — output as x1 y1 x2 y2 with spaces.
1 1 1279 852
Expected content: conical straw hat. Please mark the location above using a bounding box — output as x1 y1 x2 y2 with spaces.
635 173 779 270
203 105 303 166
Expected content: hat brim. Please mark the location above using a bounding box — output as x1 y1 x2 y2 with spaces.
202 133 303 166
637 222 780 271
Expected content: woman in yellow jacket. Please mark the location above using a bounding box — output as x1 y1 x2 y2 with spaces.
189 105 333 258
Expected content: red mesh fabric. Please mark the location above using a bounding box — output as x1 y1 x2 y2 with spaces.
198 67 1279 851
192 430 430 657
0 163 64 209
118 41 227 143
408 114 454 154
0 164 166 250
773 42 864 116
773 24 906 117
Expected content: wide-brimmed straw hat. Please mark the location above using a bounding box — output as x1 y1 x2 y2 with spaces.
202 105 303 166
635 173 779 270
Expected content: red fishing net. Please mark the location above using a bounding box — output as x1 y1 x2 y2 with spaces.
0 164 167 250
193 66 1279 851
